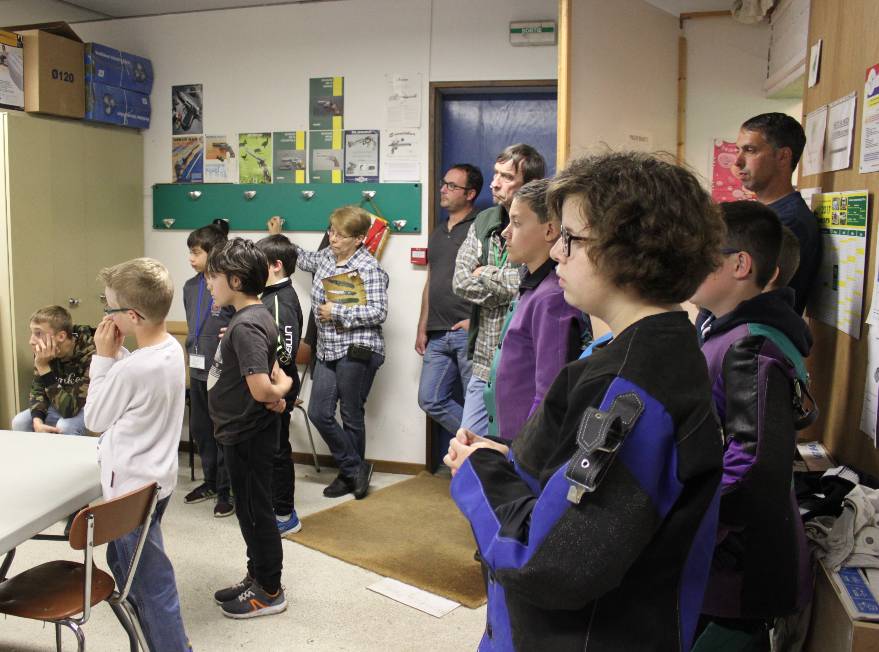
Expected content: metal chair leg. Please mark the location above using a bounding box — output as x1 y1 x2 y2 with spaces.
296 404 320 472
55 622 62 652
122 597 149 652
109 600 139 652
0 548 15 582
58 619 85 652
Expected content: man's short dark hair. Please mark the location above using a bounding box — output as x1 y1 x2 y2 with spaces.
497 144 546 184
546 152 726 304
449 163 484 197
187 220 229 254
256 234 298 277
207 237 269 296
774 225 801 288
721 201 783 289
741 112 807 169
514 178 551 223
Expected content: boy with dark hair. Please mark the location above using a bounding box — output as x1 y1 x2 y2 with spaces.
207 237 294 619
257 224 304 534
12 305 95 436
85 257 190 651
484 178 587 440
690 201 814 650
183 221 236 517
446 152 726 651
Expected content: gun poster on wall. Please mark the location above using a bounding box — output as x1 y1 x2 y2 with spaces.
204 135 237 183
238 132 272 184
172 84 203 135
344 130 379 182
273 131 307 184
310 76 344 130
309 130 343 184
172 135 203 183
809 190 869 339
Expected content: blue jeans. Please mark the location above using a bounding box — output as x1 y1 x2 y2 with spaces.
418 329 472 433
308 352 384 478
11 407 86 435
461 376 489 436
107 496 191 652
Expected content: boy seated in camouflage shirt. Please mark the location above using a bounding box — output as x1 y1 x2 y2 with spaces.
11 305 96 436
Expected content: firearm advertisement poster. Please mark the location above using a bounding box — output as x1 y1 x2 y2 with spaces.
322 271 366 306
344 130 379 182
381 129 420 181
238 132 272 184
172 84 203 135
809 190 869 339
172 136 204 183
710 139 755 203
204 135 237 183
310 76 344 130
273 131 307 184
309 130 343 184
386 73 421 128
859 64 879 174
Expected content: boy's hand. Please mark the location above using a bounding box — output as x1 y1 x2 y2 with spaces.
33 335 58 374
265 398 286 413
271 365 294 395
218 326 227 340
267 216 283 235
443 429 509 476
317 303 334 322
94 317 124 357
32 417 61 434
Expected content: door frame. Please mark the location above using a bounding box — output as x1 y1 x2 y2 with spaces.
425 79 558 471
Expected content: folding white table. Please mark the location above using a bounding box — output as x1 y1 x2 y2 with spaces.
0 431 101 557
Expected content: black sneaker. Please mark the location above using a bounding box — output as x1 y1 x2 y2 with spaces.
221 582 287 619
214 496 235 518
214 575 253 605
184 483 216 504
322 474 352 498
352 462 374 500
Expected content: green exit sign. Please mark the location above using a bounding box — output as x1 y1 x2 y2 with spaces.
510 21 556 46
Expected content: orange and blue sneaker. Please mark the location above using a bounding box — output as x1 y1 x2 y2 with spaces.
220 581 287 619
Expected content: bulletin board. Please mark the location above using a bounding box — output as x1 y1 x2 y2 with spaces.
802 0 879 473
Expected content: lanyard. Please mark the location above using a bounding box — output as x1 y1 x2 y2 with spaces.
193 276 213 352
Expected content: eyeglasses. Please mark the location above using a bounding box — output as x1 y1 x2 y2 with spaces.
103 306 145 320
721 247 742 255
440 180 471 192
559 225 591 258
328 228 355 240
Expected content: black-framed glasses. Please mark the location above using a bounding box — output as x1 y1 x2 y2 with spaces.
440 180 471 192
328 228 354 240
103 306 145 320
560 225 590 257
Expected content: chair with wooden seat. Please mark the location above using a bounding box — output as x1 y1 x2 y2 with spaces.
0 482 160 652
295 341 321 472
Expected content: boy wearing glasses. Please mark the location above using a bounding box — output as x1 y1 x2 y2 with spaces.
446 153 726 651
11 305 95 436
84 258 191 650
416 164 482 445
689 201 813 650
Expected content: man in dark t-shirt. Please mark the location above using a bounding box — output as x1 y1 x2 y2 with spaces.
734 112 821 314
415 163 483 434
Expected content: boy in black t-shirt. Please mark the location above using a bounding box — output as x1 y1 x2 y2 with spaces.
206 238 294 619
257 225 304 534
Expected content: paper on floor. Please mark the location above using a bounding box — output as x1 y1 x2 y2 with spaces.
367 577 460 618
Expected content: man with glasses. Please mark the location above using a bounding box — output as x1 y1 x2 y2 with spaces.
452 144 546 435
415 164 483 445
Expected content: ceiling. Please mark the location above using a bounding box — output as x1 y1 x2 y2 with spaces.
0 0 735 24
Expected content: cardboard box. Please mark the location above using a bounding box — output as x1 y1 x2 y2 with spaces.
805 563 879 651
4 23 84 118
85 81 150 129
84 43 153 95
0 30 24 109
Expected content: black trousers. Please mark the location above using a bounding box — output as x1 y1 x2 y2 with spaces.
272 410 296 515
224 421 283 594
189 378 230 496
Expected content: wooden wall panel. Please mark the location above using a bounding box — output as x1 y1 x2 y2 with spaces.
802 1 879 473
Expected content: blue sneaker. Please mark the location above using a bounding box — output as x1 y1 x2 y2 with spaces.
277 511 302 534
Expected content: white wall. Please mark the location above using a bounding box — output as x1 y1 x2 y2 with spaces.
73 0 558 466
683 16 802 187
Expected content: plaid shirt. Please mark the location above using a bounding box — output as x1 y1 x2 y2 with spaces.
452 223 521 380
296 244 389 362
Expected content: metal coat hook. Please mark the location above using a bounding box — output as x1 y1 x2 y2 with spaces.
361 190 376 200
301 190 315 200
392 220 407 231
188 190 202 200
243 190 257 200
162 218 176 228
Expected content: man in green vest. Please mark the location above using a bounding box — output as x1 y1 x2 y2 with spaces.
451 143 546 435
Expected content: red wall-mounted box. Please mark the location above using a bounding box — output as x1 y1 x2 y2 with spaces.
411 247 428 265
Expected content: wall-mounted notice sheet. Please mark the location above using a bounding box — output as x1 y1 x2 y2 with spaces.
823 92 857 172
859 64 879 174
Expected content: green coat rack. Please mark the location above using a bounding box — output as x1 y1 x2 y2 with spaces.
152 182 422 233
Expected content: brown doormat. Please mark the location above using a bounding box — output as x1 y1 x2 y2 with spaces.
288 472 486 608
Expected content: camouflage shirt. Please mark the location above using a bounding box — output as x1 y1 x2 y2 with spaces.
28 324 96 420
